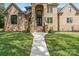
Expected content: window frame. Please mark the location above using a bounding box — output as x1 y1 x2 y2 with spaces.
47 17 53 23
47 5 53 13
69 7 72 12
67 17 73 23
11 15 17 24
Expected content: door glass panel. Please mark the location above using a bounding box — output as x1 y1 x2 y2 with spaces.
37 17 42 26
37 10 42 16
35 5 43 26
36 10 42 26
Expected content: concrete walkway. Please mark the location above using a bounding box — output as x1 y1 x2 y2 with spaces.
31 32 49 56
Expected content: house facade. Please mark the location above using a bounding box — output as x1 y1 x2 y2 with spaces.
4 3 79 32
59 3 79 31
4 4 29 31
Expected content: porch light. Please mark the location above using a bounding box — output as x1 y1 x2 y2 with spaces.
18 16 21 20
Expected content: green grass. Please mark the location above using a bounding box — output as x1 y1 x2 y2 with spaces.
0 32 33 56
46 32 79 56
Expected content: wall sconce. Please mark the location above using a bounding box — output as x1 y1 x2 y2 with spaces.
18 16 22 20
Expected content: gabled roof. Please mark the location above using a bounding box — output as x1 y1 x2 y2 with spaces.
59 3 79 13
4 3 23 13
25 6 31 10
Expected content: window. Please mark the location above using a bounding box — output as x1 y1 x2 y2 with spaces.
47 5 52 13
47 17 53 23
11 15 17 24
36 10 42 16
67 17 73 23
69 7 72 12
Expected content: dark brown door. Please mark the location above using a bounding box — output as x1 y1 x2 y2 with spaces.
36 10 42 26
36 17 42 26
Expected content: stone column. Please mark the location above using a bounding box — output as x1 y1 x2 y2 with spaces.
43 4 47 26
31 5 36 32
43 4 48 32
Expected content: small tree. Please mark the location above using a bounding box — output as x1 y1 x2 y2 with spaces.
48 27 54 33
48 29 52 33
0 3 5 28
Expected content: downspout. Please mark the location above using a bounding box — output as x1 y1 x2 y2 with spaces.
58 13 60 31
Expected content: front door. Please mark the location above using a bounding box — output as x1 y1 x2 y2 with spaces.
36 17 42 26
36 10 43 26
35 5 44 32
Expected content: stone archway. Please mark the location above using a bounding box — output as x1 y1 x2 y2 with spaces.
31 4 45 32
35 5 44 26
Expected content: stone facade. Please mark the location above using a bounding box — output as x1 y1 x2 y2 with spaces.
4 3 79 32
59 4 79 31
31 3 58 32
4 3 28 31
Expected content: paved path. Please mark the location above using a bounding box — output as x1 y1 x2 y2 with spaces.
31 32 49 56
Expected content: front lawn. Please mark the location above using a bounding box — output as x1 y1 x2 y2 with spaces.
46 32 79 56
0 32 33 56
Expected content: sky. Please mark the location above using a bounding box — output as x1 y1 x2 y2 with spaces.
4 3 79 11
5 3 31 11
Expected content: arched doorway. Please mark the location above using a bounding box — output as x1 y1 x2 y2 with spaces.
35 5 43 26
